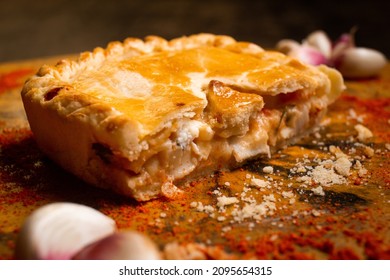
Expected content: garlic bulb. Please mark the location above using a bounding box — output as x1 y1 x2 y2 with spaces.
336 47 387 79
15 202 116 260
73 231 161 260
276 29 387 79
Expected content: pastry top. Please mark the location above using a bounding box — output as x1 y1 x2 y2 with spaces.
22 33 343 154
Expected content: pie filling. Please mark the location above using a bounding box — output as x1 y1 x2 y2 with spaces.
89 80 327 200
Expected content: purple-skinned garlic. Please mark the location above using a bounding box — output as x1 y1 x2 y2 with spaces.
276 29 387 79
73 231 161 260
15 202 116 260
276 39 327 65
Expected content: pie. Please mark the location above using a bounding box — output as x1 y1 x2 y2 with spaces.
21 34 344 201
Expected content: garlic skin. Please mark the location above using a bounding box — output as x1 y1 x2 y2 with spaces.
15 202 117 260
336 47 387 79
73 231 161 260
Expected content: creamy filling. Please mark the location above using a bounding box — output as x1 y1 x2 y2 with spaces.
92 92 327 193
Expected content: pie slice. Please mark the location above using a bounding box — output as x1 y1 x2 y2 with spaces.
21 34 344 201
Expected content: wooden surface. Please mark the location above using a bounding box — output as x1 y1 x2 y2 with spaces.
0 56 389 260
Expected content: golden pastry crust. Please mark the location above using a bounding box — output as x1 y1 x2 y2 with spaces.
21 34 344 201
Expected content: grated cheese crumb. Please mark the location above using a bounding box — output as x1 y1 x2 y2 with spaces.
250 178 269 189
217 216 226 222
362 145 374 157
358 167 368 178
160 212 167 218
203 205 215 214
262 166 274 174
312 209 321 217
311 186 325 196
281 191 294 199
222 226 232 232
348 108 365 123
217 196 239 208
334 157 352 176
329 145 348 159
296 164 307 173
310 164 347 186
354 124 373 142
353 160 368 177
190 201 198 208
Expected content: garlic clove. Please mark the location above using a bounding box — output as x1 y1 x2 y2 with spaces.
73 231 161 260
337 47 387 78
276 38 327 66
289 45 328 66
304 30 332 59
275 39 301 54
15 202 117 260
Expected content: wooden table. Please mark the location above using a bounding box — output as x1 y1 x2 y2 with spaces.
1 56 389 260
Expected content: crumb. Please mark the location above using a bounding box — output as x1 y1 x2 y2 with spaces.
250 178 269 189
217 216 226 222
190 201 198 208
160 212 167 218
362 145 374 157
281 191 294 199
312 186 325 196
263 166 274 174
312 209 321 217
334 157 352 176
222 226 232 233
354 124 373 142
329 145 348 159
217 196 239 208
